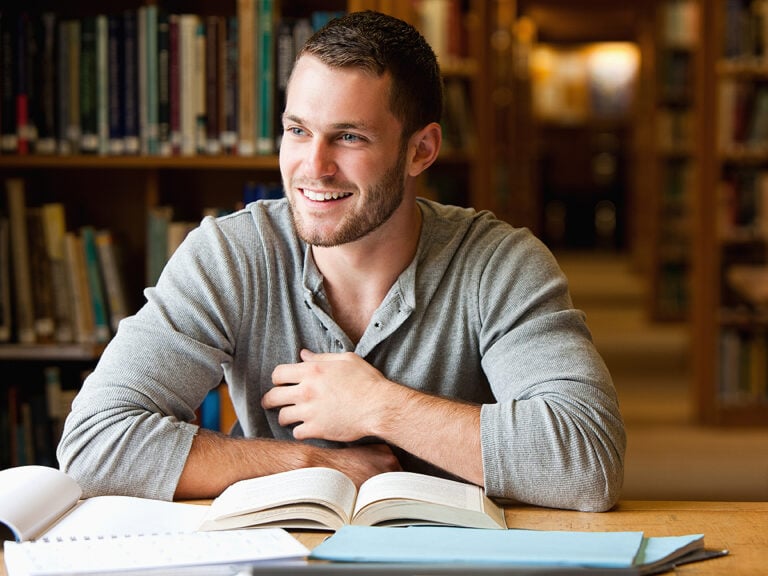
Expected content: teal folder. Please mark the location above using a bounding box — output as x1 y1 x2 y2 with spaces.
310 526 707 571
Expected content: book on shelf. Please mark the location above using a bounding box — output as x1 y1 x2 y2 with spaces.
38 12 58 155
96 15 109 156
1 7 356 159
94 229 130 334
1 380 57 469
64 231 95 344
78 226 111 343
204 15 222 155
257 0 275 155
0 466 309 576
221 15 239 154
0 215 11 342
146 205 173 286
5 178 36 344
79 16 99 154
198 466 507 532
178 13 200 156
194 15 207 155
122 9 140 154
1 13 18 153
237 0 257 156
660 0 699 50
26 209 56 343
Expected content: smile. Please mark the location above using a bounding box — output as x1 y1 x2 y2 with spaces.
302 189 353 202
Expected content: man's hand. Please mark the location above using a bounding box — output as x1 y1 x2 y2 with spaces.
318 443 402 488
263 349 399 442
262 348 484 488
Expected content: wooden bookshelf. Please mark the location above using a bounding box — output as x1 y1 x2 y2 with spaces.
693 0 768 425
647 0 700 321
0 0 494 466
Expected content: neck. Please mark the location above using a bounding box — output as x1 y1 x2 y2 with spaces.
312 201 422 343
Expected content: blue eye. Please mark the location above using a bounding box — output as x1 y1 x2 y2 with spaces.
286 127 307 137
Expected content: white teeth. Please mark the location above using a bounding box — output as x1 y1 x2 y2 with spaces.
302 189 351 201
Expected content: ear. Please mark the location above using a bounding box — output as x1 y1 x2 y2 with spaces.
406 122 442 177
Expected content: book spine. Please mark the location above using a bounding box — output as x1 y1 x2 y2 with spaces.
194 19 206 154
95 229 129 334
5 178 36 343
80 16 98 154
257 0 274 155
26 208 56 342
64 231 95 343
107 14 125 155
0 216 11 342
221 16 238 155
178 15 198 156
41 202 74 343
122 10 139 155
56 19 71 154
205 15 221 155
137 6 147 155
80 226 111 343
157 10 171 156
15 13 30 155
144 4 159 155
146 205 172 286
96 14 109 155
37 12 58 154
237 0 256 156
168 14 180 155
0 13 18 153
66 19 81 154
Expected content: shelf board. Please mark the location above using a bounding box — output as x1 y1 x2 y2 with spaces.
0 155 281 170
0 343 106 361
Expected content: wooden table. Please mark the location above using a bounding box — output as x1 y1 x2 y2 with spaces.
2 501 765 575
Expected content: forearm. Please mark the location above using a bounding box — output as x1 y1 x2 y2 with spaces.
174 430 315 499
174 429 403 499
372 384 484 487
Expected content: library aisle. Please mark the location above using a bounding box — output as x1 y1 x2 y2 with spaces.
556 251 768 502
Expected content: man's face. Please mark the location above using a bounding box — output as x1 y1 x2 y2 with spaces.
279 55 408 247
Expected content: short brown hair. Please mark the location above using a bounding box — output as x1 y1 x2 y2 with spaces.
297 10 443 139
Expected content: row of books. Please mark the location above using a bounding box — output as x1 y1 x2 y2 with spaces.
1 178 131 345
717 167 768 241
0 4 342 158
723 0 768 62
719 327 768 406
146 180 282 285
718 78 768 153
658 0 700 50
1 366 77 469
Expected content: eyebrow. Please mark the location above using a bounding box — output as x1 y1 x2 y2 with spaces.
282 113 372 132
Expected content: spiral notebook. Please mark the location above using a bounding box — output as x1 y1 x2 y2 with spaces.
0 466 309 575
3 529 309 576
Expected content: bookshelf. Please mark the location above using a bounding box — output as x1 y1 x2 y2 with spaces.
648 0 700 321
693 0 768 425
0 0 493 466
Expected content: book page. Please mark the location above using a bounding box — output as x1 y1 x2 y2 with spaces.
201 467 357 528
0 466 82 542
4 529 309 575
353 472 485 516
41 496 210 540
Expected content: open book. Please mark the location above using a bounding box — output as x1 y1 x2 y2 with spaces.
0 466 308 575
198 467 507 531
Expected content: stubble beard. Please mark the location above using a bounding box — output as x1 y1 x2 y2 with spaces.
286 149 408 248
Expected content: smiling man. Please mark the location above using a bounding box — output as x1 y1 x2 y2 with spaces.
58 11 625 513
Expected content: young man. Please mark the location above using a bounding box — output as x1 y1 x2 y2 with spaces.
58 11 625 512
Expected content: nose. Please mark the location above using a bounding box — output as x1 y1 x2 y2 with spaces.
304 139 337 179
